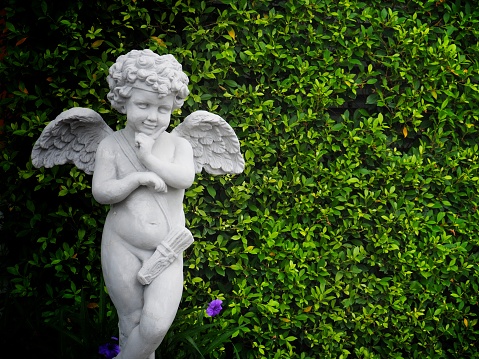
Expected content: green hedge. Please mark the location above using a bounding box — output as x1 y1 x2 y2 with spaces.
2 0 479 358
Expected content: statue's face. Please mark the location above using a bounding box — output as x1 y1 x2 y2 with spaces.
124 87 174 137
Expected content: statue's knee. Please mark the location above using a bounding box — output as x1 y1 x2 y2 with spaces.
119 310 141 338
139 313 171 344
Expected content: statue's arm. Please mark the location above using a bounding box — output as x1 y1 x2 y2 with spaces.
92 138 166 204
137 135 195 190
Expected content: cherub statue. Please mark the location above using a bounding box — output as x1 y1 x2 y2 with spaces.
31 49 244 359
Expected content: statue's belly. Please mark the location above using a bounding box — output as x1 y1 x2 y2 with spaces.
107 188 170 250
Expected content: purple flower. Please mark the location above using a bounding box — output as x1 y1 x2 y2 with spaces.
206 299 223 317
99 336 120 359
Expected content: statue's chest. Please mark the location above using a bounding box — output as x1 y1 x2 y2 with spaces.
114 142 175 178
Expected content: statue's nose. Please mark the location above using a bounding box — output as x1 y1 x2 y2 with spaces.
146 112 158 122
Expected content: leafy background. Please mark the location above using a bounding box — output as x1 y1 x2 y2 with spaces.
1 0 479 358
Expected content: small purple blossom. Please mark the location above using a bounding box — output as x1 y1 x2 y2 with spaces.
99 336 120 359
206 299 223 317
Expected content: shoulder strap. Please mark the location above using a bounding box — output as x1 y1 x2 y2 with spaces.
112 130 147 172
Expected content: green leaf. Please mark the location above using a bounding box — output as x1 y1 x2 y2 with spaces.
331 123 344 131
206 186 216 197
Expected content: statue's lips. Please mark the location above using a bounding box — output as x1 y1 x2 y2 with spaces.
142 123 157 131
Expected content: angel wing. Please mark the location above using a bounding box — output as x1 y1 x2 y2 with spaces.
31 107 114 175
172 110 244 175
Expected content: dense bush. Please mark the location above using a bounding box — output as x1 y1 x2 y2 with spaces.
1 0 479 357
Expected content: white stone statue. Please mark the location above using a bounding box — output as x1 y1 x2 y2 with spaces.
31 49 244 359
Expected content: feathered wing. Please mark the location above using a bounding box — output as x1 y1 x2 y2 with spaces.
172 110 245 175
31 107 114 175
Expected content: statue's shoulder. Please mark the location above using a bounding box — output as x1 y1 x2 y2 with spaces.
167 130 192 149
103 129 127 142
97 130 122 152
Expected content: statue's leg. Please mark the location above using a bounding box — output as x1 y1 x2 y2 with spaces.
101 229 144 356
115 255 183 359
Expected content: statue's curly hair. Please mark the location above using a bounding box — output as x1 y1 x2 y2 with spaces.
106 49 190 113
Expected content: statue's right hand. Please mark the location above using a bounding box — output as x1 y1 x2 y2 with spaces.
137 172 167 193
